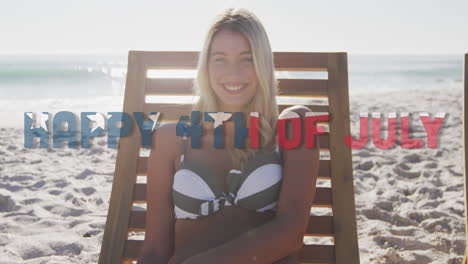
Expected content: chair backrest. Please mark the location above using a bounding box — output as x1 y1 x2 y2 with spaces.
98 51 360 264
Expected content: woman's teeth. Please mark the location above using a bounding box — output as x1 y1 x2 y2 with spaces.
224 84 245 91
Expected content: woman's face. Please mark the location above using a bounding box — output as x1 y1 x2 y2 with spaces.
208 30 258 112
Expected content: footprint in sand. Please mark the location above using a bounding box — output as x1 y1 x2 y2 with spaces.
389 227 417 236
360 208 391 221
424 162 438 169
448 168 463 177
0 182 24 192
36 220 61 228
393 164 421 179
0 194 17 212
419 200 440 209
422 171 432 178
403 153 422 163
54 180 70 188
88 148 105 155
68 219 87 229
58 152 73 157
42 204 87 217
30 180 46 189
81 187 96 196
417 186 442 200
375 201 393 212
398 162 411 170
76 168 96 180
373 235 432 250
356 150 372 158
6 145 17 151
82 229 101 237
410 253 432 264
71 197 85 207
48 189 63 196
407 210 448 224
21 198 42 205
399 185 417 197
390 214 418 227
88 222 106 229
17 241 83 260
17 243 54 260
356 160 374 171
430 177 444 187
9 175 34 181
446 184 463 192
94 197 104 206
421 217 452 233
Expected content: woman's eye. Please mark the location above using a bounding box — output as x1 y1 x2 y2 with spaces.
214 57 225 62
243 58 253 62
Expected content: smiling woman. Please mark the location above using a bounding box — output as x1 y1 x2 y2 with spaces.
136 8 319 264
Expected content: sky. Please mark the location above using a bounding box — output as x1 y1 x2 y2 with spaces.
1 0 468 55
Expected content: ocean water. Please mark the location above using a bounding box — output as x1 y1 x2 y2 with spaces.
348 55 463 94
0 54 464 128
0 54 127 99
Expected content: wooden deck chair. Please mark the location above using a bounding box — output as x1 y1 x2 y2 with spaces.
463 53 468 264
98 51 360 264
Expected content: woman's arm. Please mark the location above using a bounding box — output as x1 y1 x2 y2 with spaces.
137 123 178 264
182 106 320 264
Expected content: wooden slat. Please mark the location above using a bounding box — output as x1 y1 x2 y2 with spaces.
123 240 335 264
316 134 330 150
127 211 146 231
145 78 194 95
314 188 333 207
305 215 334 236
140 51 198 69
274 52 329 71
131 183 145 202
143 103 330 123
136 157 148 176
132 183 332 207
145 78 328 97
135 51 329 71
326 53 360 263
98 52 146 264
129 211 333 236
319 160 331 179
298 245 335 264
123 240 144 259
277 79 328 97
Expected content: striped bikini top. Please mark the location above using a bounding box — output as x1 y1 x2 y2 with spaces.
172 134 283 220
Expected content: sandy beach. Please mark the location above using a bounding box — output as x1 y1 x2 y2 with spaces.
0 84 466 263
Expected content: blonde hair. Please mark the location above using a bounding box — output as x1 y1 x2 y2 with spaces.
192 8 279 170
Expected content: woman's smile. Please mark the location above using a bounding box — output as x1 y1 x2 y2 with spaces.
222 82 248 94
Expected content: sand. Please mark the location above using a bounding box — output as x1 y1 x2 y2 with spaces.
0 85 466 263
